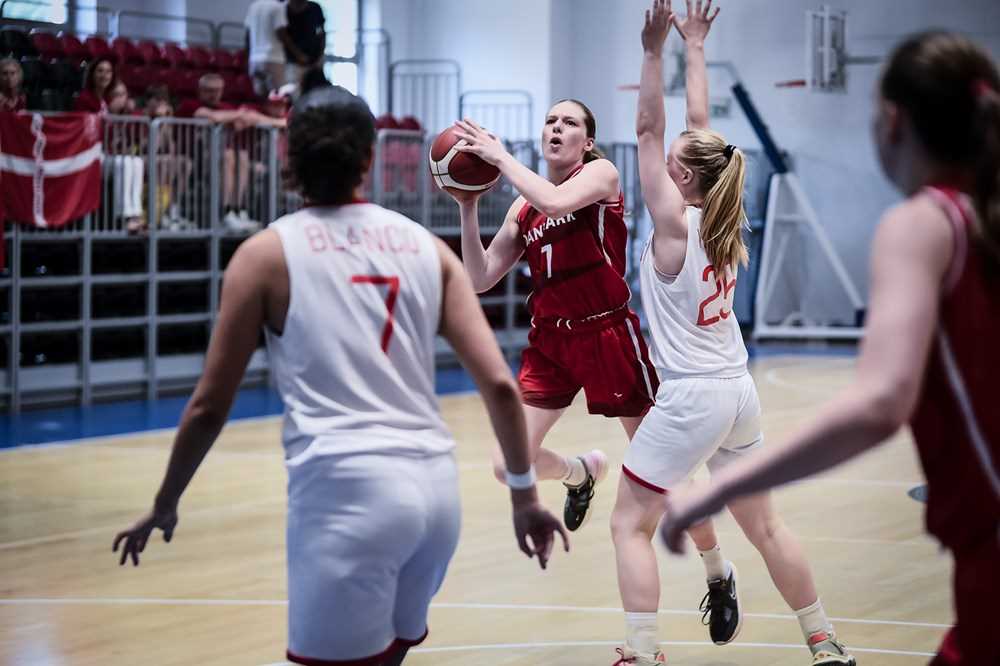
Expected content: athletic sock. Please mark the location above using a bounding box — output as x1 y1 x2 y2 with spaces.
795 598 833 643
562 456 587 486
624 611 659 655
698 545 732 581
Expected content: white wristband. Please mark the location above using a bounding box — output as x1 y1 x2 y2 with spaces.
505 466 537 490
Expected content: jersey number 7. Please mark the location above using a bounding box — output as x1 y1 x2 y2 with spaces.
350 275 400 353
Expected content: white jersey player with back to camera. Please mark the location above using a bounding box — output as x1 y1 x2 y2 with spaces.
112 85 568 666
609 2 856 664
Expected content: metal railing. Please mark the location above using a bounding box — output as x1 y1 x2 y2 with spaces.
1 115 650 412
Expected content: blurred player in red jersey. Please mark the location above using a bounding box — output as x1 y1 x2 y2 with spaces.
659 29 1000 666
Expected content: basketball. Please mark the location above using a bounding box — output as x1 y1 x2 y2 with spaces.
428 126 501 192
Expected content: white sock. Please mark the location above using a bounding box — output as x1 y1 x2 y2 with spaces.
698 546 731 581
562 456 587 486
624 611 659 655
795 598 833 643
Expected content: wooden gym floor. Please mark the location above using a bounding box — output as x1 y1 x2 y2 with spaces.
0 354 951 665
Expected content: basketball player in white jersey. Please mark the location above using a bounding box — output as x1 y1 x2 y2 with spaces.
113 86 568 666
608 2 855 664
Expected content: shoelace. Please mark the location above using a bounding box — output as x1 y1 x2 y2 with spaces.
698 582 728 626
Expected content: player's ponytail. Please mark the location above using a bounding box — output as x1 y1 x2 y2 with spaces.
557 98 606 163
881 31 1000 270
680 128 749 272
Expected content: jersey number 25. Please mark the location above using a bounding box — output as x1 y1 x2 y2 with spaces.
697 265 736 327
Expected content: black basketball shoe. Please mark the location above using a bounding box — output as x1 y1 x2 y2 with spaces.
700 562 743 645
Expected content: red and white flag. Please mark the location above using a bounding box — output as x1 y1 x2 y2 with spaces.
0 112 103 229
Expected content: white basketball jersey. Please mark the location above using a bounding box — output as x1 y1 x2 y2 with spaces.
639 206 748 379
265 203 454 465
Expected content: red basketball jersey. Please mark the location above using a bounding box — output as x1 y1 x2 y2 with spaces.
910 186 1000 552
517 165 631 320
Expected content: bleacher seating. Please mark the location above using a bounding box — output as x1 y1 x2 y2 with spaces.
111 37 144 65
57 32 89 65
2 22 255 113
1 28 37 58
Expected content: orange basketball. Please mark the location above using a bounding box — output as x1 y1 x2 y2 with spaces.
428 126 501 192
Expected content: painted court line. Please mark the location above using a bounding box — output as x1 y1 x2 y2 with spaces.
257 638 934 663
0 496 283 551
0 598 951 630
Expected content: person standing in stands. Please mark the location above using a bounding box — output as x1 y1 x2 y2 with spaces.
282 0 326 87
0 58 26 112
245 0 288 97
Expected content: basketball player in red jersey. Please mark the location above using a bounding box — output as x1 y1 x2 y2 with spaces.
659 30 1000 666
446 101 659 531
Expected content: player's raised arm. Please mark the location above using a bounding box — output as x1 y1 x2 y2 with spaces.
637 0 686 240
674 0 719 130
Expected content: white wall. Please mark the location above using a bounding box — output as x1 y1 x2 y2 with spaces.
563 0 1000 299
380 0 553 136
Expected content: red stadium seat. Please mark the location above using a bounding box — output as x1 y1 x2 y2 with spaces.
58 32 89 65
29 30 64 61
136 40 167 67
230 73 255 103
176 69 201 97
162 42 191 69
111 37 144 65
118 64 154 96
186 46 212 70
232 49 248 72
211 49 237 72
83 35 114 63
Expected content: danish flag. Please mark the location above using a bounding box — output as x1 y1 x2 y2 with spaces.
0 112 103 266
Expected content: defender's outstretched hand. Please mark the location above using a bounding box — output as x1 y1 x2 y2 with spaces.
642 0 674 56
658 482 726 554
674 0 720 44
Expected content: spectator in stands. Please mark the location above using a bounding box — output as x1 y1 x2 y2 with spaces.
283 0 325 86
107 80 135 115
176 73 286 231
144 88 194 230
74 58 116 113
0 58 26 112
245 0 288 97
104 80 144 233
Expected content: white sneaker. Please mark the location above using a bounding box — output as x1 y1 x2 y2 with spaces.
224 210 254 233
238 210 262 231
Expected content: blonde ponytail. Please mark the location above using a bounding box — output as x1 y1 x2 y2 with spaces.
679 129 749 271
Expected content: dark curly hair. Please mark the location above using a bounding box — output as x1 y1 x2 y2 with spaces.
287 86 376 205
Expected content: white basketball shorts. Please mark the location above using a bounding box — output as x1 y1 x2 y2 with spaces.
623 373 763 493
285 451 461 664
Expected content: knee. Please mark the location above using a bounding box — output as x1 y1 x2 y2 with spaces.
610 506 644 544
742 515 782 550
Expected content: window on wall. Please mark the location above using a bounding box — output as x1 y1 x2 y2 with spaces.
3 0 67 23
314 0 360 93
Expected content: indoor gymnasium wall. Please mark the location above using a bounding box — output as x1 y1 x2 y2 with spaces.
558 0 1000 297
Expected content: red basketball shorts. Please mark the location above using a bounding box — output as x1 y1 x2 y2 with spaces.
518 310 658 417
930 535 1000 666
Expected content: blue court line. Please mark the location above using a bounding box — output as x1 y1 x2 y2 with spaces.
0 345 856 449
0 366 483 449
